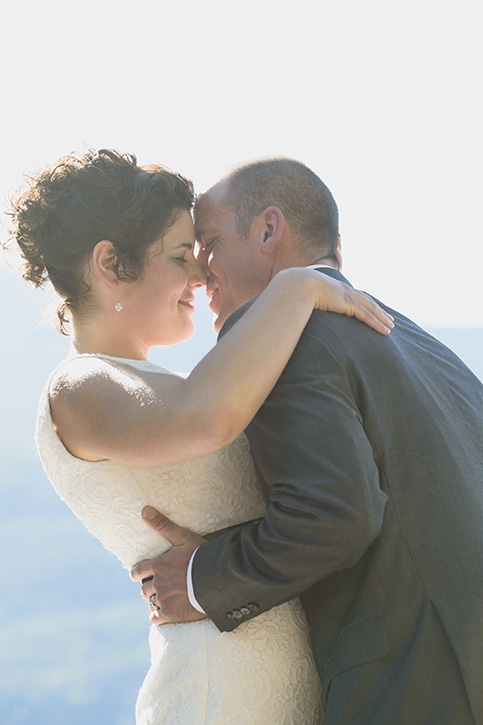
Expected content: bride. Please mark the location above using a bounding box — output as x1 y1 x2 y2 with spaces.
7 149 392 723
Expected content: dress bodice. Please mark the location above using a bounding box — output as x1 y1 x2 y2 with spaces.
35 355 266 569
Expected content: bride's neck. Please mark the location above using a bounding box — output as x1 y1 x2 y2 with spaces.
71 315 148 361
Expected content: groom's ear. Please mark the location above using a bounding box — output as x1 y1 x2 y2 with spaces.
92 240 120 289
257 206 284 255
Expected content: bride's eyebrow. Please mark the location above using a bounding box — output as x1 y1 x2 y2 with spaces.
173 242 193 251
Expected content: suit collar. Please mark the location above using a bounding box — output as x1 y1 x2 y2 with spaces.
311 266 353 288
218 266 353 339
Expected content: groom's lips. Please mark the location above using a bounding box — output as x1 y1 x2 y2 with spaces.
206 286 220 313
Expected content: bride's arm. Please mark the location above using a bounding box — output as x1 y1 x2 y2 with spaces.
50 268 393 465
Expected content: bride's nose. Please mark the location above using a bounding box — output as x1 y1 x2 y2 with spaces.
188 258 207 289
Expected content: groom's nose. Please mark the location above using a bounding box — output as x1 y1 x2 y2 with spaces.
205 272 218 295
206 269 218 297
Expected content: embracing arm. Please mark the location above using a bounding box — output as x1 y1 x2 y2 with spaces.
191 322 388 630
51 268 393 465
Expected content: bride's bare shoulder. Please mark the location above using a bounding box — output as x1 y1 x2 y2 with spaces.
49 356 182 412
50 356 119 398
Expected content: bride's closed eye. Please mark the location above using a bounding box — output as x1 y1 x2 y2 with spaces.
172 241 195 264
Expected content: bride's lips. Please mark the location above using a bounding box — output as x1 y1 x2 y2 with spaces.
178 296 195 312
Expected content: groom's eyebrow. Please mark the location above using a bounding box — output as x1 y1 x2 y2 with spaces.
195 229 211 245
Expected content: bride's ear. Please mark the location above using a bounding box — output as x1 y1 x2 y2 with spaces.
92 241 119 289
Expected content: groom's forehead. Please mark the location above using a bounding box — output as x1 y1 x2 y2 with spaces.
194 210 215 245
194 190 232 240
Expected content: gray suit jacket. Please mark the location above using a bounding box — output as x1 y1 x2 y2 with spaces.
193 269 483 724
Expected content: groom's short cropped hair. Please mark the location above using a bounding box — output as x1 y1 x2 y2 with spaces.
215 158 339 262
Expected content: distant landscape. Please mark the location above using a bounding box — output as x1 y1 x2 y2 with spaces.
1 265 482 724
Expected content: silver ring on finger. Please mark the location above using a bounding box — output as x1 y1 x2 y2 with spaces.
149 593 160 610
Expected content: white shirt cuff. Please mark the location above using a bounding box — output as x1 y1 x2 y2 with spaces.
187 546 206 614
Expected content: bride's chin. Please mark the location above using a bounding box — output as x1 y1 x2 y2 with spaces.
159 321 196 346
179 325 196 343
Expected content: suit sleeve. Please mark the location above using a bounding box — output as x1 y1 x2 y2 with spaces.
192 310 388 632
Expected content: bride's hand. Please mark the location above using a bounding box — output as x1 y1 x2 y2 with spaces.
279 268 395 335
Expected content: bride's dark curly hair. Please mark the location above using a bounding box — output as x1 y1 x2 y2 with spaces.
5 148 194 334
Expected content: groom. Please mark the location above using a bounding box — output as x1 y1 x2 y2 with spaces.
131 158 483 723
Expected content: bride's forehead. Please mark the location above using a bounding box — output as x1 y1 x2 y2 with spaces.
166 212 195 238
153 215 195 251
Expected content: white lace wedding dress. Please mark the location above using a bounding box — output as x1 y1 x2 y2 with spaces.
36 355 323 724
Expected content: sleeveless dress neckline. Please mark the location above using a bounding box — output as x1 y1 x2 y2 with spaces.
65 348 173 374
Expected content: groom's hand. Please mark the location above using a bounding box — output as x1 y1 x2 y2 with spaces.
130 506 207 625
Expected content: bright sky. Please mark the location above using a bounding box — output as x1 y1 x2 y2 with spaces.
1 0 482 338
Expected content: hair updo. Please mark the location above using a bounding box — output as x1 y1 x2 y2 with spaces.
6 149 194 334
